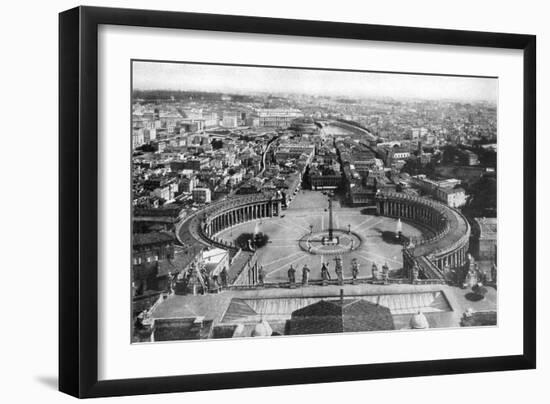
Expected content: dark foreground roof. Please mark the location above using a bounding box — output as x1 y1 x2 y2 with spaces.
288 299 394 335
460 311 497 327
153 318 213 341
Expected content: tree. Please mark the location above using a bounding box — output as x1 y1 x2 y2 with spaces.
211 139 224 150
463 175 497 218
235 232 269 251
253 232 269 248
441 145 466 165
136 144 156 153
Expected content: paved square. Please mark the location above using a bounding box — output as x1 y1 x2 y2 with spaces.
216 191 427 282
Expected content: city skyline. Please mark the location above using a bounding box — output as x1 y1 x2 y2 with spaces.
131 60 498 343
133 61 498 103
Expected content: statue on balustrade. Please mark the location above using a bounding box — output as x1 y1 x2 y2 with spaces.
302 264 310 286
464 253 478 288
200 265 210 288
208 274 220 294
372 263 379 280
167 271 176 294
411 263 419 282
220 266 228 288
382 263 390 282
321 263 331 282
288 265 296 284
351 258 359 280
334 256 344 284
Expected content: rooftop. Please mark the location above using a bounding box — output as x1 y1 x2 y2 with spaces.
474 217 498 239
228 250 255 284
133 232 175 247
438 187 466 195
288 299 395 334
153 317 213 341
151 284 458 328
203 247 228 264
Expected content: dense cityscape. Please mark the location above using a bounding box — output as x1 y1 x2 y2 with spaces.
131 67 497 342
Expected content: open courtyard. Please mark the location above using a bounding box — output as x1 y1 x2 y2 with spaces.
216 190 429 283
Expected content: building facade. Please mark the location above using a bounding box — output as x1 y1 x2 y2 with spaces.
192 187 212 204
255 109 304 128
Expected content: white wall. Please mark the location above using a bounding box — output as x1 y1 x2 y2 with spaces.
1 0 547 402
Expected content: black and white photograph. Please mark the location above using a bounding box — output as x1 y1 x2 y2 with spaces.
0 0 544 401
131 61 498 342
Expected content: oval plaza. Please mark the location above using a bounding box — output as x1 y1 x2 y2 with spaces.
178 187 471 286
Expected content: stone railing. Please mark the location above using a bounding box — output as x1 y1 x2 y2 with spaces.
225 275 446 291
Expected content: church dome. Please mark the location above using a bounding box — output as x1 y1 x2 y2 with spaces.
251 320 273 337
410 311 429 329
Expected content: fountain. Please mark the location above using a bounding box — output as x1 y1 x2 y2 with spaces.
299 195 361 256
396 218 403 239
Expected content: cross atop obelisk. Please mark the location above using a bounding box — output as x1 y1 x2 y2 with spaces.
328 196 334 240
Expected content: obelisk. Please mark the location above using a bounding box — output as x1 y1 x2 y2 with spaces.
328 197 334 241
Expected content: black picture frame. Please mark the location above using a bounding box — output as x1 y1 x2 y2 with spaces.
59 6 536 398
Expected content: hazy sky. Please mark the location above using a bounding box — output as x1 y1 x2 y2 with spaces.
133 61 497 102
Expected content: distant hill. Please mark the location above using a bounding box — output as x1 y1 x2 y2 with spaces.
132 90 257 103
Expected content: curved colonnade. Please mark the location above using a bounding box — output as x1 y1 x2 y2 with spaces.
177 192 283 251
177 190 470 285
375 192 471 281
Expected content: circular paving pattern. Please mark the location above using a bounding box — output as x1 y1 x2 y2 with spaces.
298 229 362 256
